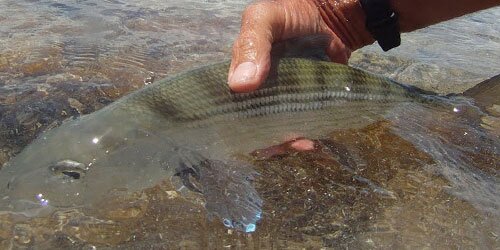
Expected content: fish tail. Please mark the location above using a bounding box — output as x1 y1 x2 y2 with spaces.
463 74 500 113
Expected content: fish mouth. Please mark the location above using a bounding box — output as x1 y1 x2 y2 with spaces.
49 160 88 180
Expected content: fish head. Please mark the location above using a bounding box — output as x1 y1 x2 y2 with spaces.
0 114 167 212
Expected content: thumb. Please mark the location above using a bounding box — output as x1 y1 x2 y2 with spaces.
228 2 285 92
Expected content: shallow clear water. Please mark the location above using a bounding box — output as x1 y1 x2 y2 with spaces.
0 1 498 248
355 8 500 92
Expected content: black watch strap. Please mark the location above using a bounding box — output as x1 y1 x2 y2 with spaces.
359 0 401 51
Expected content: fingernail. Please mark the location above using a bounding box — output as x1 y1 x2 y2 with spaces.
231 62 257 84
291 139 315 151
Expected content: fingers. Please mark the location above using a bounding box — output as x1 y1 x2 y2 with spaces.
229 0 354 92
290 139 315 151
324 32 351 64
228 2 285 92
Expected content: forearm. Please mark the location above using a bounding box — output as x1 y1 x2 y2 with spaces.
228 0 499 91
393 0 500 32
312 0 500 49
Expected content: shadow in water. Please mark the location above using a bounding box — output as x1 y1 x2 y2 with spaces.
0 115 497 248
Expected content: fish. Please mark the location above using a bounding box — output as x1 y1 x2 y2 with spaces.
463 74 500 116
0 57 494 232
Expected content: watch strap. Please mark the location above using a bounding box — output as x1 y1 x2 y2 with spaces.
359 0 401 51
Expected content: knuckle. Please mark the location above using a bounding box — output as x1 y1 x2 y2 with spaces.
232 36 258 61
242 1 278 21
242 1 267 16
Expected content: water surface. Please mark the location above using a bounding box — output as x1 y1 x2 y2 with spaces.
0 1 498 248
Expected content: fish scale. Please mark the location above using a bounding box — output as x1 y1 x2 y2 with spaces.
0 57 452 233
126 58 427 125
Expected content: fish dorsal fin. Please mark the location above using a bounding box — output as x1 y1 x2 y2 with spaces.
463 74 500 115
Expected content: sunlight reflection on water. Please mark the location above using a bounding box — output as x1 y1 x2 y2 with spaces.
0 1 498 248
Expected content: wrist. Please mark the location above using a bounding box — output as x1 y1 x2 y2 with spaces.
360 0 401 51
311 0 375 50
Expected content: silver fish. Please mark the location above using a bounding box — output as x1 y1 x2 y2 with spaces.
0 58 460 232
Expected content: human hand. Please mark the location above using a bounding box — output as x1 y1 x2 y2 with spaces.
228 0 374 92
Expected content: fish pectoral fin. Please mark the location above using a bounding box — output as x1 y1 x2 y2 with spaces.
171 145 204 193
197 158 262 233
174 163 202 193
171 147 262 232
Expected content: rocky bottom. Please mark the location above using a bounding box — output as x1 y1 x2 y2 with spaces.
0 121 497 249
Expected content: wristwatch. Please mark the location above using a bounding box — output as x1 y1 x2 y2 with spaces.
359 0 401 51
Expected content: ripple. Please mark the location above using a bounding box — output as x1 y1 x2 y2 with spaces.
61 41 103 68
107 45 149 71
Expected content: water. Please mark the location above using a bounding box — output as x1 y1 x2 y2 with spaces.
0 1 499 248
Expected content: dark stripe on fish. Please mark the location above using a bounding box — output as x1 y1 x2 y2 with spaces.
128 58 435 124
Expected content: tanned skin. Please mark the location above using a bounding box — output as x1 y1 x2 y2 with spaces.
227 0 499 151
228 0 500 92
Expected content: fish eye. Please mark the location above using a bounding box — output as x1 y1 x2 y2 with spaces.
49 160 88 180
61 171 81 179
